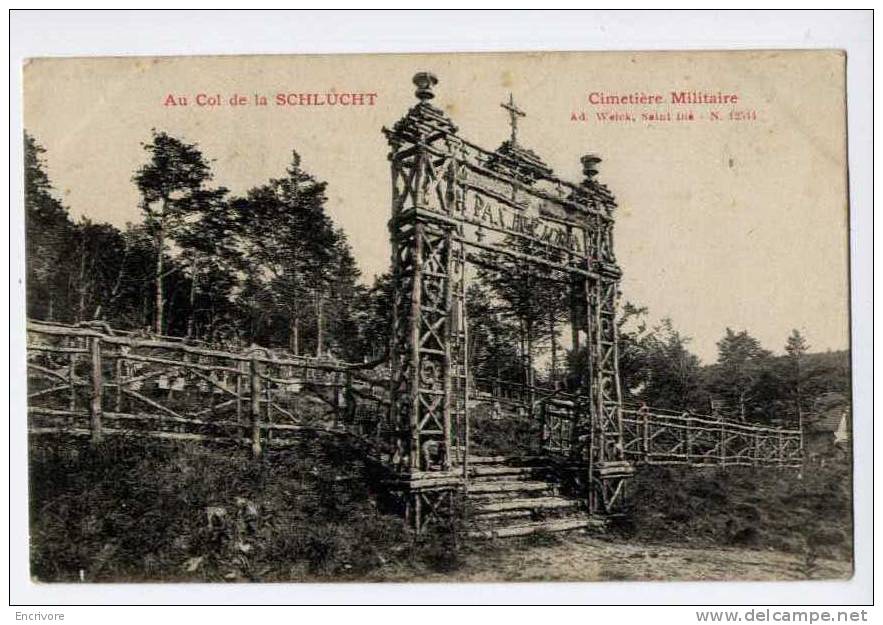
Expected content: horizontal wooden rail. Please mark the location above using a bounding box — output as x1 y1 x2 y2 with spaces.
26 320 802 469
26 321 392 457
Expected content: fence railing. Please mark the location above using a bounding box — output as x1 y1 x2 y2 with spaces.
621 408 802 467
26 320 389 456
26 321 802 468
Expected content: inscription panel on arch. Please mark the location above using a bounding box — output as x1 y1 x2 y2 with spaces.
447 169 588 257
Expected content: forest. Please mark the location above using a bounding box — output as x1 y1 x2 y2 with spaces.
24 130 851 428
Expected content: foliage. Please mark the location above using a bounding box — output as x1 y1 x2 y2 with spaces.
28 433 469 582
229 151 362 355
474 236 570 387
705 328 774 421
624 445 852 565
133 130 229 334
465 282 523 384
25 132 366 355
616 306 705 411
24 130 850 425
352 272 395 360
25 132 76 321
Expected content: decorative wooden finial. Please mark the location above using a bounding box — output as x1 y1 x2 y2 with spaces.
581 154 602 180
500 93 526 144
413 72 438 101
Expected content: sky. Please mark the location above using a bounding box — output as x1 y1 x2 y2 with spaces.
22 50 850 363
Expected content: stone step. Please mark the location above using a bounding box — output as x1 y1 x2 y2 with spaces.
463 455 510 465
470 508 536 524
467 465 540 478
467 516 603 539
469 506 584 527
472 495 580 515
466 480 553 495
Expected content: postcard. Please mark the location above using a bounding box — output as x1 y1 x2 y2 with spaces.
22 50 851 583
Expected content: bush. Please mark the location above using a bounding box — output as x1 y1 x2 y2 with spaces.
622 447 853 562
28 432 413 582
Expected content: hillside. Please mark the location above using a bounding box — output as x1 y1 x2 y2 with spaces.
28 433 851 582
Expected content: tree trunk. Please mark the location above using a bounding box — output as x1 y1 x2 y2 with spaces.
75 231 88 323
549 306 557 385
519 317 526 388
794 358 804 437
315 295 324 357
154 216 165 335
290 317 299 355
187 256 200 339
493 321 501 384
526 319 535 418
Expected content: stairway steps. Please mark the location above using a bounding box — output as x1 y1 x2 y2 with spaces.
467 480 553 495
473 496 579 514
467 465 540 478
463 455 510 464
458 454 598 540
467 516 601 539
471 509 536 523
471 507 582 526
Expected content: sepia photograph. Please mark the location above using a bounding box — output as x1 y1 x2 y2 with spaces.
12 13 869 605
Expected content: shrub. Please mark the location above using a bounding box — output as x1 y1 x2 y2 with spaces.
28 432 413 582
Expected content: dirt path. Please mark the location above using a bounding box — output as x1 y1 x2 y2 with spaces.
371 535 852 583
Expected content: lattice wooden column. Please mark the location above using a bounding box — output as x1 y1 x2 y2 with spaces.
578 155 632 514
385 72 464 476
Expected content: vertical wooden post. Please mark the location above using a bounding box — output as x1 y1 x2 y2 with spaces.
719 422 726 466
460 238 470 489
332 372 341 430
89 337 103 444
549 306 557 386
414 493 422 533
441 230 454 471
568 224 580 360
114 352 123 412
684 420 692 464
642 410 650 458
69 348 77 414
236 359 244 422
265 375 273 447
250 354 262 458
409 223 424 471
778 430 784 465
583 277 597 515
798 410 804 455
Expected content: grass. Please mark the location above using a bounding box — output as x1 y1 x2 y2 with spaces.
28 432 459 582
28 432 852 582
619 447 852 564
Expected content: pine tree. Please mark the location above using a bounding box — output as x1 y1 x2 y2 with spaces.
711 328 773 421
785 329 810 429
24 132 75 321
232 151 360 355
133 130 224 334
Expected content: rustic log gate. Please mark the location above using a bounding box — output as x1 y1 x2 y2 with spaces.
25 72 803 535
382 72 635 525
378 73 801 530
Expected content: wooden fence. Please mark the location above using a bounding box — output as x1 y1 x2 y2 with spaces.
26 320 802 467
621 407 803 467
26 320 389 455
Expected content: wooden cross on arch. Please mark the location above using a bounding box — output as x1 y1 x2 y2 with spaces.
501 92 525 145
